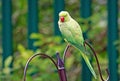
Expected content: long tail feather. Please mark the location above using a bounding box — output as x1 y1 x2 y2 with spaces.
80 51 97 79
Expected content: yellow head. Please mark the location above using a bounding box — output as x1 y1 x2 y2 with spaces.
59 11 71 22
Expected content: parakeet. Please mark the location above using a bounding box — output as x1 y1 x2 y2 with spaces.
58 11 97 79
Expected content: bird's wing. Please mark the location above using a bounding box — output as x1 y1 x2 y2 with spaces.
66 19 97 78
67 19 84 45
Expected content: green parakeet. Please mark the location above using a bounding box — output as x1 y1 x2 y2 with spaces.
58 11 97 79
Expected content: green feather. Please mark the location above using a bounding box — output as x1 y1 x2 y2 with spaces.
80 50 97 79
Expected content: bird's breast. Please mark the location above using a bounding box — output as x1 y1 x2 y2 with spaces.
59 22 75 43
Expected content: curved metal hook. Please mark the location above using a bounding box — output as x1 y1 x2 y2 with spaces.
63 44 71 62
23 53 58 81
84 41 109 81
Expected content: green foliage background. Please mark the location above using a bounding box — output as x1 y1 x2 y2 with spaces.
0 0 120 81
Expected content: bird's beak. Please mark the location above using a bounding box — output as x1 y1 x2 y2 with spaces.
60 16 65 22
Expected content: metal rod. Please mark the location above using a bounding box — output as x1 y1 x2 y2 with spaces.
63 44 70 62
80 0 92 80
57 53 67 81
2 0 13 68
84 41 109 81
54 0 64 35
23 53 58 81
28 0 38 50
107 0 118 81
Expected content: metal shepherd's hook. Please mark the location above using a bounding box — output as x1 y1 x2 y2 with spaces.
63 41 110 81
23 53 58 81
84 41 110 81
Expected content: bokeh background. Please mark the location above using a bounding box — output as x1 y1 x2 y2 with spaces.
0 0 120 81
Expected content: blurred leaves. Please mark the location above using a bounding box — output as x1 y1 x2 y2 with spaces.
30 33 63 46
65 55 75 69
4 56 12 68
17 44 34 61
3 56 13 74
12 34 65 81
